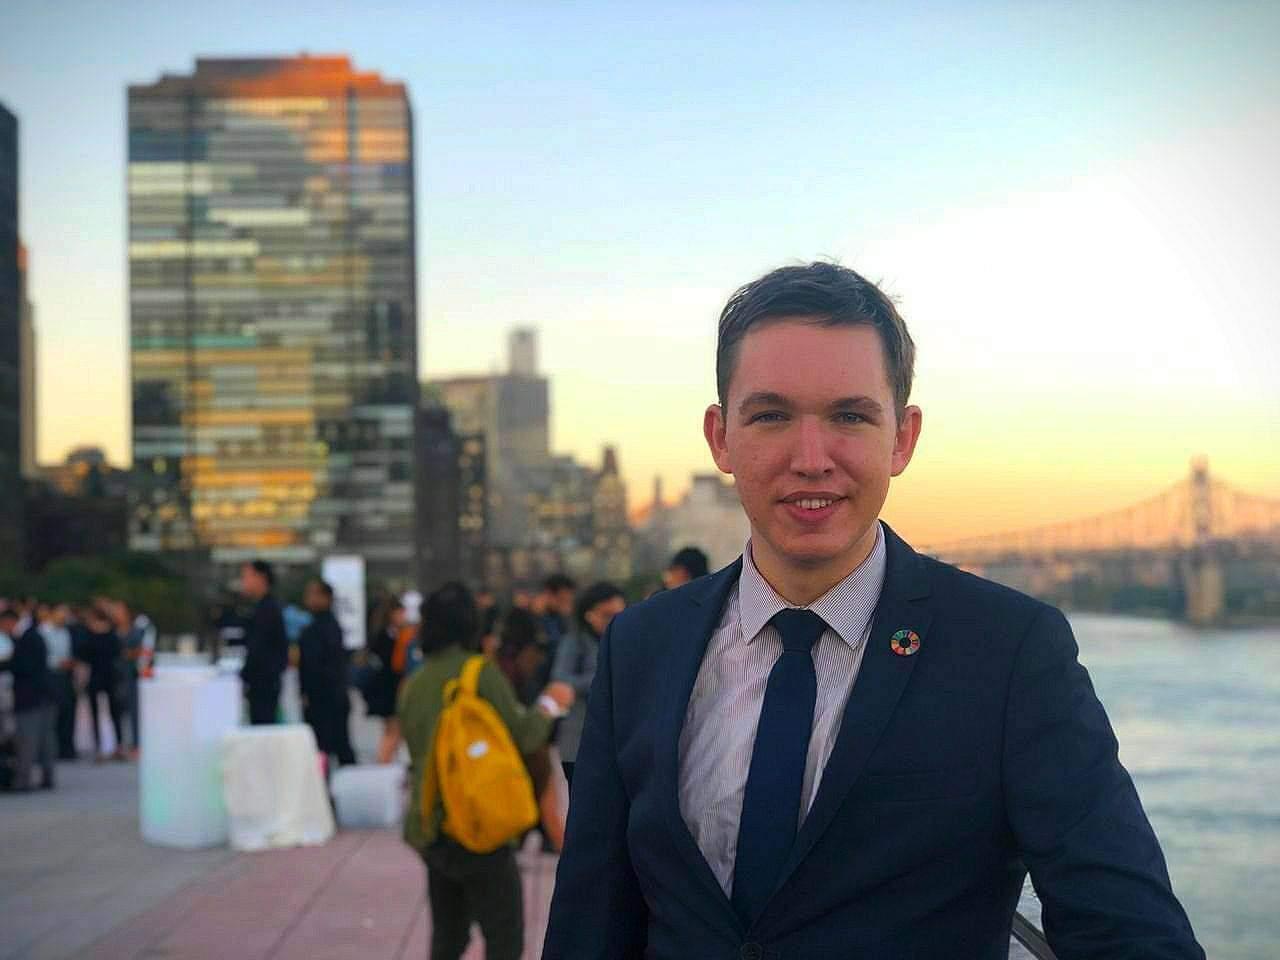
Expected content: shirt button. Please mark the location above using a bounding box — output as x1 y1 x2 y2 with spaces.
741 943 764 960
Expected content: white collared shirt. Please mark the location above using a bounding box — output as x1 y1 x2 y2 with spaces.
677 521 887 895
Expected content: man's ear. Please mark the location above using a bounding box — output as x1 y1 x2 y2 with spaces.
703 403 733 475
890 405 923 477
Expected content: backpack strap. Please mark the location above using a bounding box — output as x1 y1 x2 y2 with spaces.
460 654 487 697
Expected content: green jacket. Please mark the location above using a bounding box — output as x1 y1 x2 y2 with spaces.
399 645 553 852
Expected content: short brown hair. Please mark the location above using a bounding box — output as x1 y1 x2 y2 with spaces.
715 262 915 419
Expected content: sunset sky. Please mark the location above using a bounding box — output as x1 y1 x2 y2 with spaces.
2 1 1277 544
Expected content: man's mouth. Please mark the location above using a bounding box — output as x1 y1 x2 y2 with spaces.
780 494 845 513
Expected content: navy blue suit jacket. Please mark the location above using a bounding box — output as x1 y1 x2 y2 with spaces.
543 524 1203 959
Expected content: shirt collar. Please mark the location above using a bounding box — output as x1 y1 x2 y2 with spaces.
738 520 887 650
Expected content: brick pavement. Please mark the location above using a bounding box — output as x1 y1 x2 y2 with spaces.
1 750 558 960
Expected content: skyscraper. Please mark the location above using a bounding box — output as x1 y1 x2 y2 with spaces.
127 57 418 582
0 103 22 565
434 328 550 546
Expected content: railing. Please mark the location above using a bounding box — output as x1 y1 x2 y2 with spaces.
1011 912 1058 959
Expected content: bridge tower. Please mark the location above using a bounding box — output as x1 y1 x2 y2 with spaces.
1182 457 1225 625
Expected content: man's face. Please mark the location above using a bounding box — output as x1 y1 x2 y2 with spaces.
304 583 329 613
704 320 922 581
240 565 266 600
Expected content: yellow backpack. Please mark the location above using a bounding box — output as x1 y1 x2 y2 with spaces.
421 655 539 853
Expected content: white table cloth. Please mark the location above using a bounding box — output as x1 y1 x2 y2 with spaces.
139 667 241 848
220 724 335 851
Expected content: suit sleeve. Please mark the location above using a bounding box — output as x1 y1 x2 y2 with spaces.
1004 606 1204 959
543 620 647 959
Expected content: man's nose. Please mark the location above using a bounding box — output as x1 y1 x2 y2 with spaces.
790 416 835 476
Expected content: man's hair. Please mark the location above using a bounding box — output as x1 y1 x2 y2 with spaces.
576 581 624 629
716 261 915 419
542 573 576 594
420 581 478 655
310 579 334 601
669 546 710 581
246 559 276 588
499 607 545 657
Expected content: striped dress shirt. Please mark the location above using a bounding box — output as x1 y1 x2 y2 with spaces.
677 521 887 895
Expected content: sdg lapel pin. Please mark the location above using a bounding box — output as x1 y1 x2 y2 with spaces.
890 629 921 656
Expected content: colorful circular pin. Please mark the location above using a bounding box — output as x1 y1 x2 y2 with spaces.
890 629 920 656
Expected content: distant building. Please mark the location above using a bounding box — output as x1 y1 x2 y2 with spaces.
18 243 34 479
26 449 129 572
38 446 131 499
0 103 21 565
456 432 488 587
632 475 673 575
127 56 418 583
508 327 538 378
433 328 550 546
592 446 631 582
661 473 748 573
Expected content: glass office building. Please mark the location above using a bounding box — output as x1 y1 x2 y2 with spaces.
128 57 418 581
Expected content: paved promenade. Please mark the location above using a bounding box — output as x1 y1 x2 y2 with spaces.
0 760 557 960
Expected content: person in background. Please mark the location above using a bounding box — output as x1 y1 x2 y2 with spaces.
551 581 626 787
38 604 77 761
239 560 288 725
114 600 156 756
81 606 125 762
399 582 574 960
533 574 576 690
13 595 36 637
662 545 710 590
297 579 356 769
1 608 55 789
366 597 407 763
494 607 566 850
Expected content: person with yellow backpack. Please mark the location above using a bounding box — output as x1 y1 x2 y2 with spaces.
399 582 574 960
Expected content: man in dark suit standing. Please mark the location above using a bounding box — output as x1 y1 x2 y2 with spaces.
297 578 356 767
1 608 55 790
239 559 287 725
544 263 1203 959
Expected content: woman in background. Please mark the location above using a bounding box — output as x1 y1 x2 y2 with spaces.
366 598 406 763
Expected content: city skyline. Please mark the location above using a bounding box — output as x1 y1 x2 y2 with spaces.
2 2 1278 546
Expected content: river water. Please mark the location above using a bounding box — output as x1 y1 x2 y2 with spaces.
1018 613 1280 959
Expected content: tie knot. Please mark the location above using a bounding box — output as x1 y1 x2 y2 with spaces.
770 608 827 654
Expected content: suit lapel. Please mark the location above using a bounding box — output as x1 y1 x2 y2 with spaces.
656 560 746 935
772 525 933 898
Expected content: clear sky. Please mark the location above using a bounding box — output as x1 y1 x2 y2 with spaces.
2 1 1277 544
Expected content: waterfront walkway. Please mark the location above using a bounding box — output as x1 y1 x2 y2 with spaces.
0 760 557 960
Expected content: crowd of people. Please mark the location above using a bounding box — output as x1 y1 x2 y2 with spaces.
0 594 156 791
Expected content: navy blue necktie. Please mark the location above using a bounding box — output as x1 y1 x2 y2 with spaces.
731 607 827 926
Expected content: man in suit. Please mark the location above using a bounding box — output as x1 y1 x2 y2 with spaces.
297 578 356 767
544 262 1203 959
1 608 56 790
239 559 288 725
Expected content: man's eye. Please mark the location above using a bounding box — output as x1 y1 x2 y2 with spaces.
748 411 786 424
834 412 864 425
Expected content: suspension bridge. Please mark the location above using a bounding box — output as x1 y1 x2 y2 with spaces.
919 459 1280 624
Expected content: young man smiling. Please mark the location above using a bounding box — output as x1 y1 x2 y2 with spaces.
544 262 1203 959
